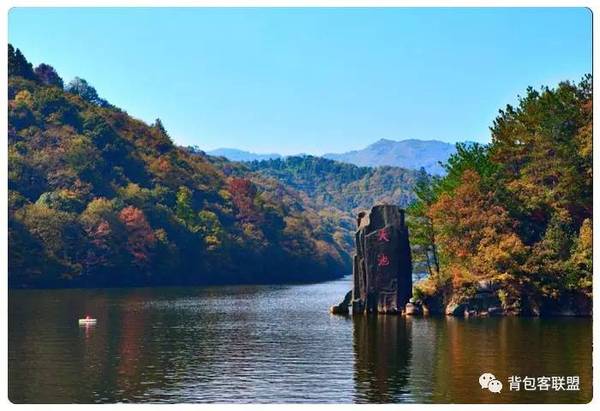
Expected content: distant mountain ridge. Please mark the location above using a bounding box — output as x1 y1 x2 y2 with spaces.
207 148 281 162
209 139 462 175
323 139 458 175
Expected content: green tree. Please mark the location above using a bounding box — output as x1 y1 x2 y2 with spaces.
8 44 36 80
491 78 592 237
66 77 110 107
34 63 64 88
197 210 224 249
566 218 592 294
15 203 85 278
175 186 197 228
407 168 440 279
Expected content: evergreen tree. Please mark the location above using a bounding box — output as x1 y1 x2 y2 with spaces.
8 44 36 80
66 77 110 107
35 63 64 88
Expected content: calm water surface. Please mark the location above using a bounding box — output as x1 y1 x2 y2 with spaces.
9 276 592 403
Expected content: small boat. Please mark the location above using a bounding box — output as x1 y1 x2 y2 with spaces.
78 315 97 325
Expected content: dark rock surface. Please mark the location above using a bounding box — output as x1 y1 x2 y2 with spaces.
330 290 352 315
441 282 593 317
351 205 413 314
445 301 467 316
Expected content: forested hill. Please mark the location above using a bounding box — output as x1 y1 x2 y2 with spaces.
8 45 351 288
243 155 420 214
409 76 592 315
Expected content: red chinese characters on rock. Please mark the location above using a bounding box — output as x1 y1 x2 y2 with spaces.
377 229 391 270
351 205 413 315
377 253 390 267
377 228 390 242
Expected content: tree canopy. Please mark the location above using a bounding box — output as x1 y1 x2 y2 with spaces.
409 76 592 314
8 45 350 288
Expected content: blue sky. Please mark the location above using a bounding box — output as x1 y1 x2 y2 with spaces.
9 7 592 155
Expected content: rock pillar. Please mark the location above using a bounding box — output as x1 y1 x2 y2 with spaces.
352 205 412 314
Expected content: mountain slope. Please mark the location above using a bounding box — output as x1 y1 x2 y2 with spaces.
324 138 457 175
8 45 349 288
245 155 420 214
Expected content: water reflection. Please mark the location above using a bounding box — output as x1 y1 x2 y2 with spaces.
352 315 592 403
9 279 592 404
353 315 411 403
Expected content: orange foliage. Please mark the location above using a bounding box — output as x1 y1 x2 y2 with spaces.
429 170 527 285
227 177 261 223
118 206 156 265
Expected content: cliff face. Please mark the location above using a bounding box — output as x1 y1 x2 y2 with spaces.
352 205 412 314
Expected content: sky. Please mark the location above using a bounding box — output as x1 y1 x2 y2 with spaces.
9 7 592 155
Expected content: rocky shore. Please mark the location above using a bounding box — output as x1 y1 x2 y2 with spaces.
411 279 592 317
331 205 592 318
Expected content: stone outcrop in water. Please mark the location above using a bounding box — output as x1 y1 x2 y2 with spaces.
351 205 412 314
330 290 352 315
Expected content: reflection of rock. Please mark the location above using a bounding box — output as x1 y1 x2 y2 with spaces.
330 290 352 315
352 205 412 314
353 316 412 402
539 291 593 316
487 306 503 316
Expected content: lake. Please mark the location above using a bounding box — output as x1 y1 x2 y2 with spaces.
8 276 592 403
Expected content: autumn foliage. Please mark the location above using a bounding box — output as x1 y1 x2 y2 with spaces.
429 170 527 287
8 45 349 287
118 206 156 265
409 76 592 313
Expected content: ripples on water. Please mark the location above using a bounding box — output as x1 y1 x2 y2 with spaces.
8 277 592 403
